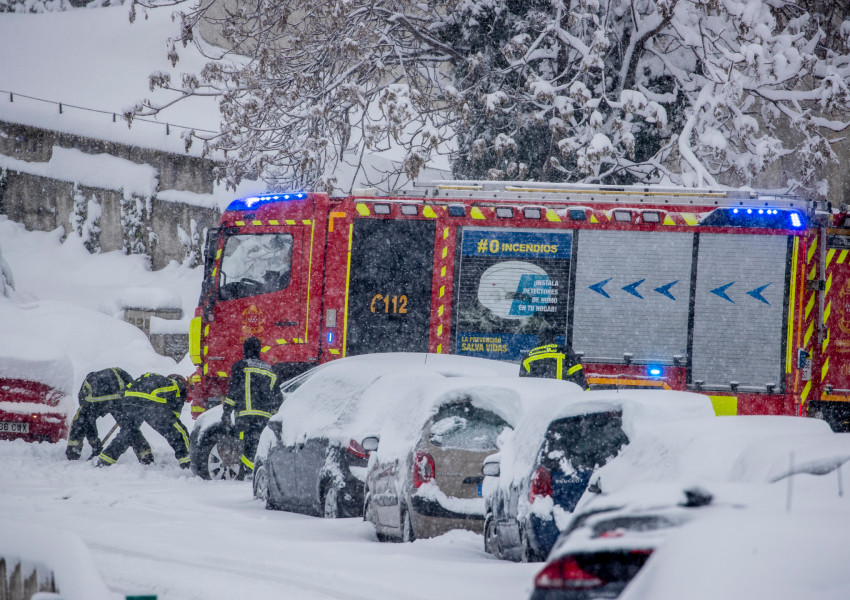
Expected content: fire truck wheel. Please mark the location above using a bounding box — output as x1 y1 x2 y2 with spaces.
192 425 242 480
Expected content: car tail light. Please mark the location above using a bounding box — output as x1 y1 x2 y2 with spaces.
534 556 605 589
347 439 367 459
413 450 435 488
529 466 552 502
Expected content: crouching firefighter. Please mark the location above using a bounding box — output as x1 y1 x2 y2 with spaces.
66 367 152 463
221 337 283 479
519 328 589 390
98 373 191 469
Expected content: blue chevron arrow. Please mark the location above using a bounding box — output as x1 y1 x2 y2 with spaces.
622 279 645 299
589 278 612 298
746 282 772 305
654 280 679 300
711 282 735 303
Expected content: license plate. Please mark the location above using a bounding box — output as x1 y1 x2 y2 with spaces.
0 421 29 434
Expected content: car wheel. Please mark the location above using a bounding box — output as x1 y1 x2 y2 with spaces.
519 525 540 563
401 507 416 543
364 495 388 542
191 426 242 481
253 461 269 502
484 515 502 559
322 483 340 519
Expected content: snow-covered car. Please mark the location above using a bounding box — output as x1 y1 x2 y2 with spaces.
189 366 317 479
0 334 74 443
482 390 716 562
530 483 744 599
253 353 518 518
362 376 571 542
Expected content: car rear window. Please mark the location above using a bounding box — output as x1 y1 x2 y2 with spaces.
429 403 510 452
540 411 628 470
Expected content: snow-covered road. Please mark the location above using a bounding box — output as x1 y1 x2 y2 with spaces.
0 438 538 600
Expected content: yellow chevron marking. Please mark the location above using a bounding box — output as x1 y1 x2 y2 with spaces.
683 213 699 225
801 381 812 402
276 339 287 345
303 220 312 225
663 215 676 225
808 265 817 282
839 250 848 264
807 238 818 263
216 249 222 259
329 349 340 355
441 266 446 277
443 227 449 239
203 364 208 375
356 204 370 216
438 305 444 317
437 324 443 336
824 301 831 324
204 325 209 336
822 356 830 382
823 327 830 354
442 247 448 259
218 371 227 377
826 272 833 296
440 285 445 298
285 220 296 225
471 207 485 220
261 346 271 353
590 215 599 224
546 210 561 222
803 321 814 348
252 220 262 226
437 344 443 354
805 293 815 321
827 249 835 268
235 221 245 226
423 206 437 218
268 220 279 226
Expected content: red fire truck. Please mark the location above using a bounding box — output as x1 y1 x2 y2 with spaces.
186 181 850 431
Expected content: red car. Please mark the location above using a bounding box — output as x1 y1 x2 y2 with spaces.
0 335 73 443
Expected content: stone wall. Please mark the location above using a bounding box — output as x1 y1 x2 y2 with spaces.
0 120 223 270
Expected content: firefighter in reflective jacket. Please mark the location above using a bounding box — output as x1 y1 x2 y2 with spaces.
66 367 153 462
97 373 191 468
519 329 589 390
221 337 282 478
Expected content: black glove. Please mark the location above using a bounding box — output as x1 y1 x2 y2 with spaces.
88 440 103 461
66 445 82 461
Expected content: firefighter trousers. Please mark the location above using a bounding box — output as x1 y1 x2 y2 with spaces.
236 416 268 473
100 400 188 467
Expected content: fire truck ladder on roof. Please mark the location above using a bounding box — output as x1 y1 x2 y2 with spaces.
407 180 809 210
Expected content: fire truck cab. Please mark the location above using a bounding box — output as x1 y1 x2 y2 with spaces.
186 181 850 432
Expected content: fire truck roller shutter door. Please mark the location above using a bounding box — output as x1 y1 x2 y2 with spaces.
346 219 436 356
572 230 694 363
691 234 790 390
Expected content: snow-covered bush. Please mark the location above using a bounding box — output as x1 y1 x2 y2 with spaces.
120 190 149 258
177 218 201 268
68 184 102 253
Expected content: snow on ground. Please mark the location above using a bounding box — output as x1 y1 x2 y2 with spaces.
0 217 540 599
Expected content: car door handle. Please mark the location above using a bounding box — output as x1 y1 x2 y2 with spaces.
275 321 297 327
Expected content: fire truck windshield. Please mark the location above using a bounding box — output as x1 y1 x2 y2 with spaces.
218 233 293 301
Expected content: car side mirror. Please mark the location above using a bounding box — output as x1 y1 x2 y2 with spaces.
587 479 601 494
267 420 282 440
361 436 379 452
482 461 500 477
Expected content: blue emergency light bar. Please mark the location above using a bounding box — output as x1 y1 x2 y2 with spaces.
226 192 307 212
700 207 805 229
648 366 663 377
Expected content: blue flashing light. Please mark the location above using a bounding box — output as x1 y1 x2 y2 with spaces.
758 209 764 214
327 331 334 344
648 367 662 377
747 209 753 214
733 208 739 214
790 212 802 228
226 192 307 212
